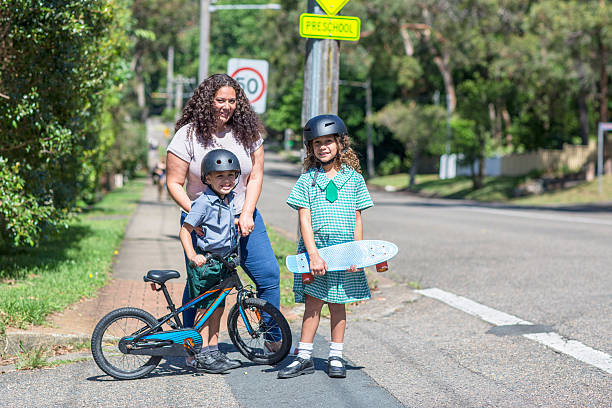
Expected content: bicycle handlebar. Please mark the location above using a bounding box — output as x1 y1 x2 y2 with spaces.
190 244 239 271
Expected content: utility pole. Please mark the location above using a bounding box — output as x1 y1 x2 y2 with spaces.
301 0 339 126
174 76 196 115
199 0 211 84
198 1 281 85
166 46 174 110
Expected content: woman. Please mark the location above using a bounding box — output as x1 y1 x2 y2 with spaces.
166 74 281 349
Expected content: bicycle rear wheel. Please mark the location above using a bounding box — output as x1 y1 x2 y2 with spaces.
227 297 291 365
91 307 162 380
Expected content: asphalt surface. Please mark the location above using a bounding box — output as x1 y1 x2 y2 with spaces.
1 145 611 407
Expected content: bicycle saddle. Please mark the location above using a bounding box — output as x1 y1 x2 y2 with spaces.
144 269 180 284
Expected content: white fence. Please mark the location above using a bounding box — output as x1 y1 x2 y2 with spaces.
440 141 596 179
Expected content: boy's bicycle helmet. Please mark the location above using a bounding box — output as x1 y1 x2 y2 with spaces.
200 149 241 184
303 114 348 145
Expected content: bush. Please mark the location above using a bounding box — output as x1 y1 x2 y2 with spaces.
0 0 130 248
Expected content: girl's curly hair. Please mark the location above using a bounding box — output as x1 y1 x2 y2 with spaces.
175 74 263 149
303 134 362 174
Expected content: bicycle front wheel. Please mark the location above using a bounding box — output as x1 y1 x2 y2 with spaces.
227 297 292 365
91 307 161 380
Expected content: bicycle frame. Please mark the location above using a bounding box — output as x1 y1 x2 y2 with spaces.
120 251 258 357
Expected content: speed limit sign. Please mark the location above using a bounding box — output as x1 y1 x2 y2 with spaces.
227 58 269 114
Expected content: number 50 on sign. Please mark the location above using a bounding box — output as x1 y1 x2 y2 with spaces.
227 58 269 114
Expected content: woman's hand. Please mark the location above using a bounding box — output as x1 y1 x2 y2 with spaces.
309 253 327 276
190 254 207 267
238 212 255 237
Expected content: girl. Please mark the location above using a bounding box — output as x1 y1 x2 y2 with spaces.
279 114 373 379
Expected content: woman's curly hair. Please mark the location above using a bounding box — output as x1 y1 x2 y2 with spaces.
303 134 362 174
175 74 263 149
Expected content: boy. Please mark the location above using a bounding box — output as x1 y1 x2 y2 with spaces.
179 149 242 373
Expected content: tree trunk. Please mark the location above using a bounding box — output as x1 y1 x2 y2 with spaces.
576 60 590 145
474 135 485 190
577 92 589 145
502 106 512 144
401 10 457 114
399 26 414 57
409 150 420 188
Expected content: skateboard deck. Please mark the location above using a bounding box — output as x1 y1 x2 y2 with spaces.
286 240 398 274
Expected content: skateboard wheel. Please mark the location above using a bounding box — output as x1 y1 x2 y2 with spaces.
375 261 388 273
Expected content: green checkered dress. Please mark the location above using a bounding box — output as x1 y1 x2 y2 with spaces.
286 164 374 304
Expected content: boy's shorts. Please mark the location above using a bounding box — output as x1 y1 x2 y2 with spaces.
186 251 229 310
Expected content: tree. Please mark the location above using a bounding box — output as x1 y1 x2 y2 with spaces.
0 0 130 248
373 102 446 187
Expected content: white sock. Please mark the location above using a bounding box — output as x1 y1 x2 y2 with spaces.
287 342 313 367
329 342 343 368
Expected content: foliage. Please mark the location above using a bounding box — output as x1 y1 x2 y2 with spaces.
372 101 446 185
265 226 297 310
0 0 131 248
0 179 143 329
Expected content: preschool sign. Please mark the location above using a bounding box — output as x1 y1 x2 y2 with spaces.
299 14 360 41
299 0 360 42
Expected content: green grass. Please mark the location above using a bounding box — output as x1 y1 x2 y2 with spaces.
265 226 297 309
0 179 144 332
368 172 612 205
510 174 612 205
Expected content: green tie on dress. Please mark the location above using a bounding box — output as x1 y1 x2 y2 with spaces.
326 180 338 202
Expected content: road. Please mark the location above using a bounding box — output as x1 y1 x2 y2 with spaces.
259 149 612 407
1 148 610 407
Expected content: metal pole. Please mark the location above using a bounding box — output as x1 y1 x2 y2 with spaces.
301 0 339 127
166 46 174 110
365 79 374 178
199 0 211 84
598 122 604 194
175 75 184 113
445 92 452 179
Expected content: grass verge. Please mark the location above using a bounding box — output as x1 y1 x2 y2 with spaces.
368 173 612 205
265 226 297 309
0 178 144 334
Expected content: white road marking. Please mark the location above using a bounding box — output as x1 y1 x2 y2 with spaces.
416 287 612 374
458 207 612 226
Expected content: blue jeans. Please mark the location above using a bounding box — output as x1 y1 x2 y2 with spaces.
180 208 281 340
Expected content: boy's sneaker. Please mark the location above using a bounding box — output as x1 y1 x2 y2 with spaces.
189 352 233 374
211 350 241 369
277 357 314 379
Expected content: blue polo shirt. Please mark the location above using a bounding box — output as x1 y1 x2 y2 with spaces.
183 186 237 255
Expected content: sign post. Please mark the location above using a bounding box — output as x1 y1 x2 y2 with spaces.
598 122 612 194
227 58 269 114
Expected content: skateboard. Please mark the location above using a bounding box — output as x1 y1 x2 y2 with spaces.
286 240 398 274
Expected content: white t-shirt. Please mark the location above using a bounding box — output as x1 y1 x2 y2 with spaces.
167 123 263 214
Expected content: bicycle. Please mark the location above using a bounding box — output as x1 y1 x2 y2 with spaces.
91 245 292 380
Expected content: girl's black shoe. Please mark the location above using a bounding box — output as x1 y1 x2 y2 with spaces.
277 357 314 379
327 356 346 378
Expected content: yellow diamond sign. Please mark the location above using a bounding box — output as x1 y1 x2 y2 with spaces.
299 14 361 41
315 0 351 16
